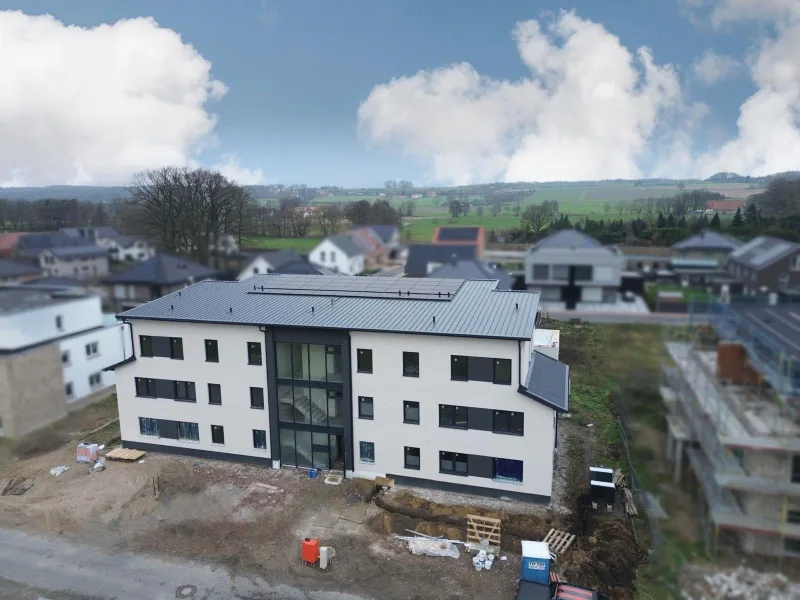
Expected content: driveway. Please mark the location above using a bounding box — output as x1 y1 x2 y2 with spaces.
0 528 371 600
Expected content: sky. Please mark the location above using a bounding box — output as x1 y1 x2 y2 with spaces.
0 0 798 187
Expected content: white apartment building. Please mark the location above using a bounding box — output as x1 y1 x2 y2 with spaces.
0 286 132 437
110 275 569 502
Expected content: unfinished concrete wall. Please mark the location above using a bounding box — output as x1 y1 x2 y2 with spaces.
0 343 67 437
743 451 792 481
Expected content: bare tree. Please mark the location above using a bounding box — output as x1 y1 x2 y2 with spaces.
603 201 612 216
128 167 253 263
316 205 344 235
521 204 555 232
290 210 312 238
616 201 626 217
400 198 416 217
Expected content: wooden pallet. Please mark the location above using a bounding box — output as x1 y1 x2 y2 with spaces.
105 447 145 462
466 514 501 547
543 528 576 554
613 469 626 487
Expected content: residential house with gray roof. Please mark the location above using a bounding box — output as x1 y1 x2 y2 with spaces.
524 230 624 308
428 258 515 290
108 274 568 502
308 234 366 275
0 258 41 283
726 236 800 295
102 254 218 312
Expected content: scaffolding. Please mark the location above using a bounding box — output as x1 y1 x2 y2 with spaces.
660 298 800 563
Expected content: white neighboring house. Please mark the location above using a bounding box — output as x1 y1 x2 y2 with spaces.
39 246 110 280
0 286 133 437
105 236 156 262
108 275 569 502
309 235 365 275
237 250 311 280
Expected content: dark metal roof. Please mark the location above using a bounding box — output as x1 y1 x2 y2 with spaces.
48 245 107 259
102 254 218 286
436 227 480 242
428 260 513 290
728 236 800 270
61 226 119 240
22 276 84 289
672 231 741 251
404 244 478 276
0 259 40 278
16 231 92 255
254 249 304 270
519 350 569 412
272 260 326 275
119 274 540 340
535 230 601 249
327 234 364 258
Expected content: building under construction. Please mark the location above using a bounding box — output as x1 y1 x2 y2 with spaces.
661 299 800 559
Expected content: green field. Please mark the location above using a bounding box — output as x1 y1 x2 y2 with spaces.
242 236 322 252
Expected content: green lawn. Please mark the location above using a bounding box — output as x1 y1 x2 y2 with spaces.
645 283 714 303
242 236 322 253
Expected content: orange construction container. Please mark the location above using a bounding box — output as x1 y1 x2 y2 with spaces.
301 537 320 565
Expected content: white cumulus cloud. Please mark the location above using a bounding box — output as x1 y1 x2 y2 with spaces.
0 10 227 186
212 154 266 184
357 11 681 185
694 1 800 176
692 50 741 85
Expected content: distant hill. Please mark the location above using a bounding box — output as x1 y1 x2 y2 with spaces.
705 171 800 184
0 185 130 201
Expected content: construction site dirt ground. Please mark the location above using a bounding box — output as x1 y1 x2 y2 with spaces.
0 432 646 600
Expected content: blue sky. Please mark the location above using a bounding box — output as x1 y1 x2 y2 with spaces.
0 1 789 187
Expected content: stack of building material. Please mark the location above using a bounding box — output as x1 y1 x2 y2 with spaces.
717 342 746 383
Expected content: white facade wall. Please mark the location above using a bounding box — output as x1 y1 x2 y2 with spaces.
309 239 364 275
582 287 603 302
115 320 272 460
348 331 556 498
110 240 155 262
60 321 132 402
0 295 103 351
237 256 276 281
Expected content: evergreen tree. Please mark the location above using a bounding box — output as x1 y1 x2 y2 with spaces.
744 202 760 228
731 206 744 227
656 212 666 228
667 213 676 228
710 212 721 229
677 216 688 229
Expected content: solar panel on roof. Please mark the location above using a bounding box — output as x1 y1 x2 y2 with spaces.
247 275 464 300
437 227 480 241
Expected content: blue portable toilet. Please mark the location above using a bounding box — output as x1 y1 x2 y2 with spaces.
520 541 551 585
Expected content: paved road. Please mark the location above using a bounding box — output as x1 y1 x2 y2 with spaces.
0 528 369 600
544 312 710 325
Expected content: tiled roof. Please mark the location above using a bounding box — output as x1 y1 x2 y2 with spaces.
48 246 108 259
404 244 478 276
102 254 218 285
119 274 541 340
672 231 741 251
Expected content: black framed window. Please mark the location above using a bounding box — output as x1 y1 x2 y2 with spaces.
205 339 219 362
139 417 159 437
359 441 375 464
439 404 468 429
140 335 153 357
174 381 196 402
357 348 373 373
788 510 800 525
793 456 800 483
250 387 265 409
208 383 222 405
403 401 420 424
247 342 262 365
135 377 155 397
211 425 225 445
532 265 549 280
493 458 524 483
65 382 73 397
493 410 524 436
253 429 267 449
177 421 199 441
404 447 420 470
403 352 419 377
574 265 593 281
440 451 468 476
170 337 184 359
493 359 512 385
451 355 468 380
358 396 374 419
55 315 63 331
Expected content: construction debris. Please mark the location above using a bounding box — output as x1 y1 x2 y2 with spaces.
542 528 576 555
680 565 800 600
614 469 639 517
466 514 501 547
1 478 34 496
254 482 279 491
375 476 395 490
49 466 69 477
105 447 146 462
407 538 460 559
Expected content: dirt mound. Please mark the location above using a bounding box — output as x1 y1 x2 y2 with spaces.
562 518 645 600
116 460 205 521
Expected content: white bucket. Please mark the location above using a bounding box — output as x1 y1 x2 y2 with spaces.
483 559 492 571
477 550 487 560
472 556 482 571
